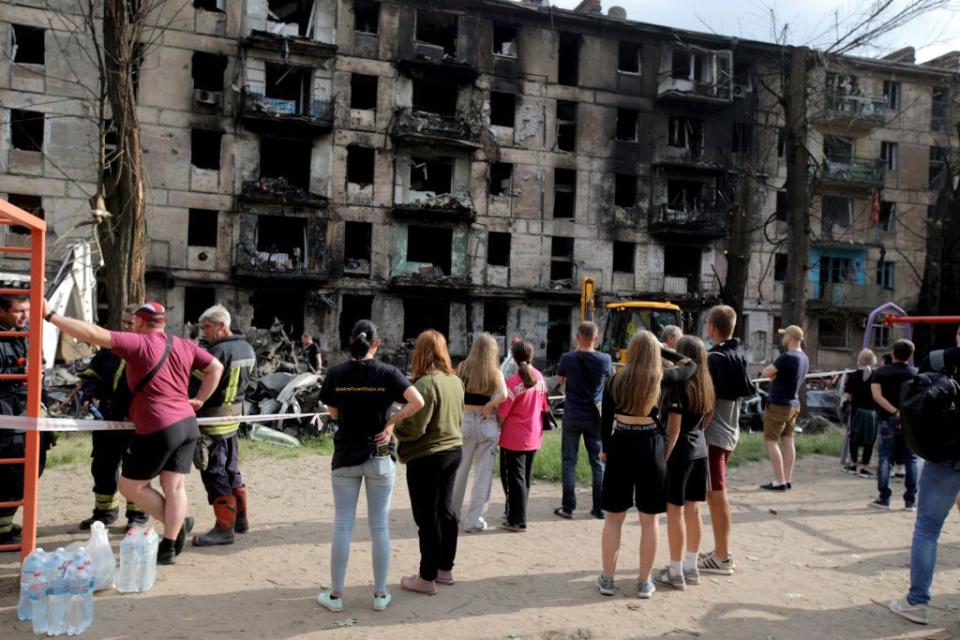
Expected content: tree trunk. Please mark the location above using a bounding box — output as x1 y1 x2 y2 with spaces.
723 168 755 340
99 0 146 328
781 47 811 329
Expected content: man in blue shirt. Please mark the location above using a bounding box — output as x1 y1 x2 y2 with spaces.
554 322 614 519
760 325 809 491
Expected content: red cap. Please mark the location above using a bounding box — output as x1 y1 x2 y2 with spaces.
134 302 166 319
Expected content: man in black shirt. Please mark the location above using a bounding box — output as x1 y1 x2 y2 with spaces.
870 339 918 510
301 333 322 373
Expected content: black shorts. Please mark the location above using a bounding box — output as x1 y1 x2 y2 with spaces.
600 429 667 515
122 417 199 481
667 456 708 506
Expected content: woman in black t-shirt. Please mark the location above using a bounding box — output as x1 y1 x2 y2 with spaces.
655 336 714 592
843 349 878 476
316 320 424 613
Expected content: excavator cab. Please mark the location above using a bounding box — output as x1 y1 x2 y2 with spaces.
600 302 682 364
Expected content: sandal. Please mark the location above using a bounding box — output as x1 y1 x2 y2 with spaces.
400 575 438 595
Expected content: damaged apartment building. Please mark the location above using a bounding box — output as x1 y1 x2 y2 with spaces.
0 0 957 367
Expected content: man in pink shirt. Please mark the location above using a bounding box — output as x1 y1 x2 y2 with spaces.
44 301 223 565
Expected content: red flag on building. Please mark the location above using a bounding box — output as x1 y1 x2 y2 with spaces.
870 189 881 225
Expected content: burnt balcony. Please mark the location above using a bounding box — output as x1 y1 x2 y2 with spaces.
653 146 729 173
389 267 472 292
241 30 336 58
239 91 333 137
392 193 475 223
395 42 478 85
657 48 733 105
816 93 888 131
819 158 885 190
239 177 328 209
808 281 894 310
390 108 482 148
648 204 727 239
647 274 721 301
232 243 329 282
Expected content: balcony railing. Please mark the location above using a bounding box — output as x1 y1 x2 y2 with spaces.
822 93 888 124
647 274 720 299
239 91 333 135
390 108 482 146
649 204 727 237
233 243 327 279
392 192 475 222
820 158 885 186
810 281 894 309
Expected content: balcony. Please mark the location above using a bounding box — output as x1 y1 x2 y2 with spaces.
239 91 333 137
241 30 336 59
232 243 328 282
392 192 475 223
657 48 733 105
239 177 327 208
816 93 888 131
647 274 721 300
396 42 478 84
648 204 727 239
389 108 482 148
653 146 728 173
808 282 894 310
819 158 885 190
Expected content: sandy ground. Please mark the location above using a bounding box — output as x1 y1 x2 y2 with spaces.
1 451 959 640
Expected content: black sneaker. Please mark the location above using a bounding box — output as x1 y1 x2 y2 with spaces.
869 499 891 510
844 464 858 474
174 516 194 556
157 538 176 565
760 482 787 491
905 502 917 512
590 510 606 520
0 527 22 547
786 482 793 490
79 509 119 531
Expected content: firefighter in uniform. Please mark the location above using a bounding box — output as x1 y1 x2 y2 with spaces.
0 293 51 546
77 304 148 531
191 304 256 547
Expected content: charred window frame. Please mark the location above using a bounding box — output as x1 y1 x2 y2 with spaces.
821 196 854 231
483 300 509 335
558 32 580 87
344 221 373 275
490 92 516 127
11 24 44 65
553 168 576 219
415 10 458 56
667 116 703 156
346 146 375 185
493 23 518 57
616 108 639 142
412 80 458 116
267 0 315 37
350 73 378 110
489 162 513 196
7 194 43 235
184 287 217 326
487 232 511 266
192 51 227 92
618 41 640 74
409 157 453 194
823 135 854 164
339 295 373 348
353 0 380 34
613 241 635 273
407 225 453 275
550 236 575 282
194 0 225 12
10 109 43 151
774 253 788 282
556 100 577 152
615 174 637 208
191 129 222 170
260 137 312 189
188 209 219 247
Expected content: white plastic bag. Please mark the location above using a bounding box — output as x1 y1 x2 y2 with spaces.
86 521 116 591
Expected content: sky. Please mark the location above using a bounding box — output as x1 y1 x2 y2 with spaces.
551 0 960 62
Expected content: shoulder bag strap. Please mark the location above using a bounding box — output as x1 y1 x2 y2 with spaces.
130 334 175 397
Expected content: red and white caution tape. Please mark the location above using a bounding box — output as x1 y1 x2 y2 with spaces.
0 412 328 432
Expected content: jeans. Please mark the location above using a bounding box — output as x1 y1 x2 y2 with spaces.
561 419 604 514
908 460 960 605
330 456 395 594
501 448 536 526
452 412 499 530
200 432 244 503
876 417 918 505
406 447 462 581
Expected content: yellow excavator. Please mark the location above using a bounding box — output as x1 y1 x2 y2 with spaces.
581 277 682 364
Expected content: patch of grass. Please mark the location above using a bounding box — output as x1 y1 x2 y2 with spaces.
729 428 845 468
239 435 333 461
45 433 92 469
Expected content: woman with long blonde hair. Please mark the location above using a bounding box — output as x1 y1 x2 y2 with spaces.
843 348 878 476
597 330 696 599
395 330 465 594
453 333 508 533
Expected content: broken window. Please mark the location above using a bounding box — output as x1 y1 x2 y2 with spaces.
11 24 44 65
672 50 691 79
188 209 218 247
416 10 458 56
260 137 311 189
618 41 641 73
615 174 637 208
194 0 225 12
489 162 513 196
616 108 639 141
929 146 946 190
403 298 450 341
558 32 580 87
191 129 222 170
10 109 43 151
493 23 518 57
339 294 373 348
412 80 458 116
877 260 895 289
774 253 788 282
733 60 751 89
490 92 516 127
556 100 577 152
666 178 709 213
264 64 311 115
184 287 216 326
483 300 508 335
821 196 853 234
192 52 227 92
7 194 43 235
818 318 848 349
487 232 510 266
880 141 898 171
879 201 895 232
667 116 703 155
267 0 314 37
731 122 752 154
410 157 453 194
257 215 306 256
883 80 901 110
823 135 854 164
252 288 305 336
550 236 574 282
554 169 576 219
663 244 700 287
344 221 372 275
775 190 789 222
407 225 452 275
613 241 635 273
932 87 948 132
350 73 378 110
346 146 375 185
354 0 379 34
547 305 572 361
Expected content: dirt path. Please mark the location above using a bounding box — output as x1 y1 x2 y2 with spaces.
2 452 958 639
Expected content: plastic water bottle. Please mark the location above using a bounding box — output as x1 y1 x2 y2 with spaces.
18 548 47 621
64 563 86 635
116 528 141 593
46 552 71 636
82 561 94 633
28 571 49 635
137 529 159 592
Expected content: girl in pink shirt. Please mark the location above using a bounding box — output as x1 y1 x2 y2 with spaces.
498 341 548 532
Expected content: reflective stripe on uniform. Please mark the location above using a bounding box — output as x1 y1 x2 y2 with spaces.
201 422 240 436
95 492 120 510
112 361 126 393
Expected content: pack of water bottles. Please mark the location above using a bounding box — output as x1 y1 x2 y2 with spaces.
18 547 95 636
116 526 159 593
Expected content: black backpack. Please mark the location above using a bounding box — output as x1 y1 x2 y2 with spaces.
899 350 960 463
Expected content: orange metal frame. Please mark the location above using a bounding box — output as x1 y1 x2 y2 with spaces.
0 199 46 561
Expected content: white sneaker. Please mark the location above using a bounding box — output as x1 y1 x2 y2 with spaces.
373 592 392 611
888 598 928 625
317 592 344 612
